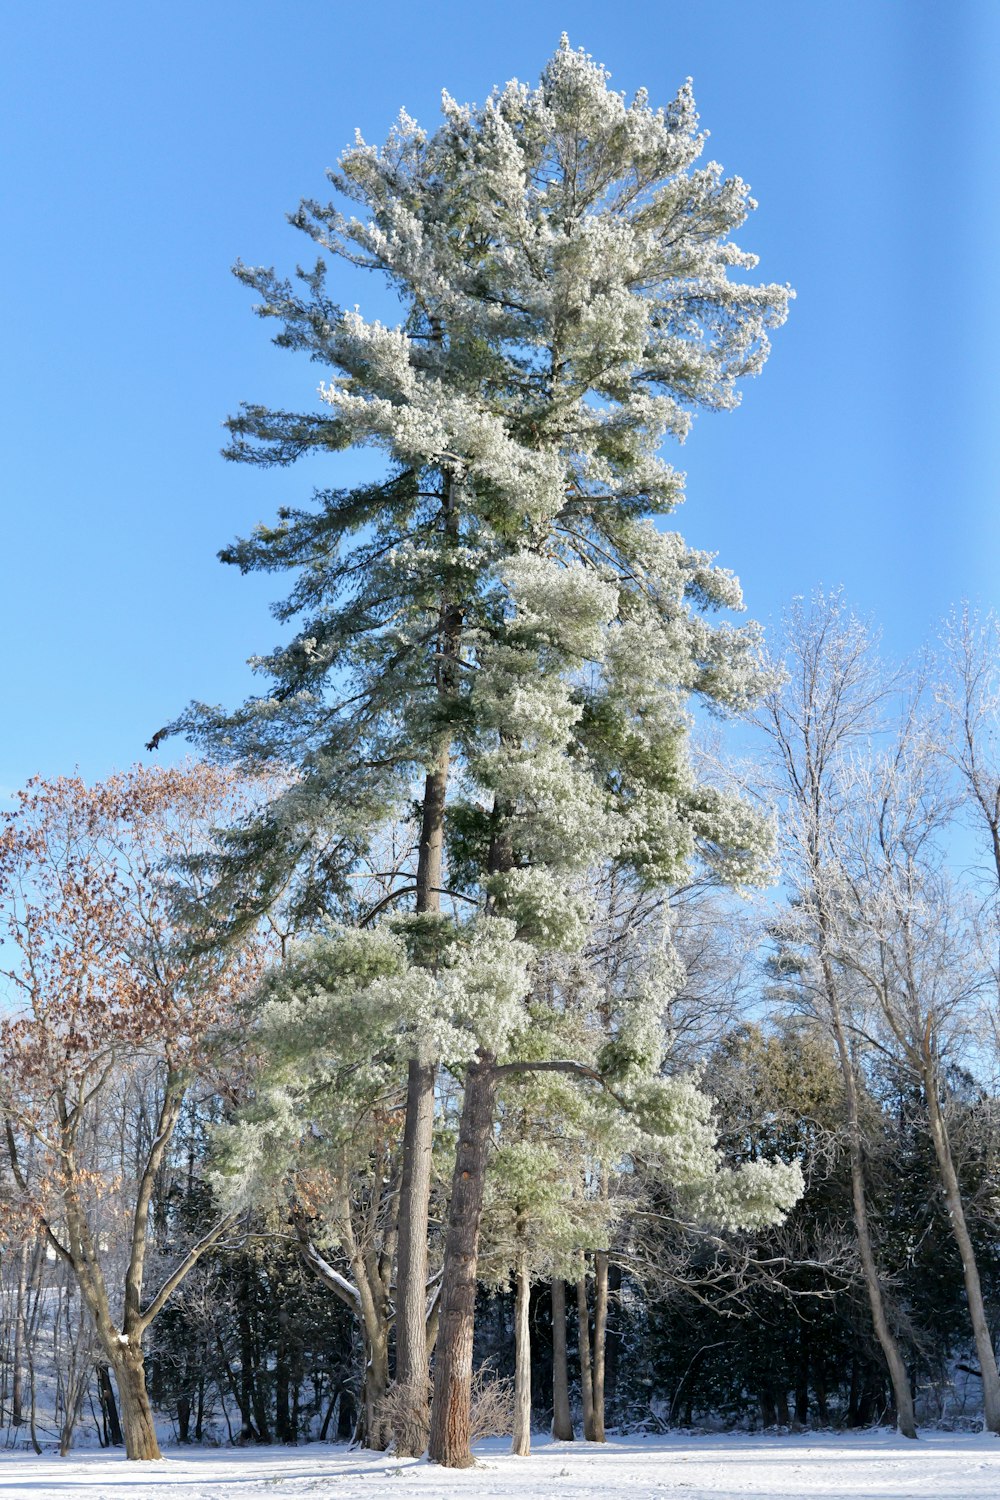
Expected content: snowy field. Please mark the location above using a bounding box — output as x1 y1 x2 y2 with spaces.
1 1432 1000 1500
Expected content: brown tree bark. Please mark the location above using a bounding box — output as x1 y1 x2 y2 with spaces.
362 1325 391 1450
112 1348 161 1461
576 1274 596 1442
0 767 249 1461
11 1240 31 1428
512 1253 531 1456
25 1326 41 1455
825 974 917 1439
923 1063 1000 1432
427 1053 498 1467
5 1070 239 1460
591 1249 609 1443
550 1279 574 1441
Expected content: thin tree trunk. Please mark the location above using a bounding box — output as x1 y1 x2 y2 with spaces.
759 1388 778 1428
848 1357 860 1426
576 1274 596 1442
427 1053 497 1468
238 1282 270 1444
825 963 917 1439
18 1249 46 1458
319 1388 338 1441
775 1386 790 1427
291 1367 302 1443
59 1370 89 1458
510 1252 531 1457
550 1279 574 1441
11 1241 27 1427
334 1204 393 1450
337 1386 356 1441
275 1308 291 1444
591 1249 608 1443
363 1328 391 1451
215 1376 235 1444
271 1290 290 1440
215 1331 255 1441
795 1328 809 1428
98 1364 124 1446
425 1285 442 1357
26 1337 41 1456
924 1068 1000 1432
605 1262 622 1416
112 1350 161 1461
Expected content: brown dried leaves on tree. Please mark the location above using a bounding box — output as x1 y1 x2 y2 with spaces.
0 762 271 1459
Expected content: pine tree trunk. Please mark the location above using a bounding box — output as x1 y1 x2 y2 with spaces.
238 1278 270 1442
512 1255 532 1456
275 1317 291 1443
825 963 917 1439
394 1058 436 1454
393 750 448 1455
428 1053 497 1468
576 1275 596 1442
924 1066 1000 1432
605 1262 622 1415
591 1250 608 1443
550 1279 574 1441
112 1350 162 1461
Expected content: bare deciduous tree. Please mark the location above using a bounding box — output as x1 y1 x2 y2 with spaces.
755 594 918 1438
0 765 268 1459
827 716 1000 1432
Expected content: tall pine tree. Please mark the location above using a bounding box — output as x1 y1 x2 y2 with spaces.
159 37 795 1464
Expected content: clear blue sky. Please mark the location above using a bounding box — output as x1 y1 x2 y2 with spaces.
2 1 998 790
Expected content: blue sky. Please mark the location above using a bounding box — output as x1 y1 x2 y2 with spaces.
2 1 998 790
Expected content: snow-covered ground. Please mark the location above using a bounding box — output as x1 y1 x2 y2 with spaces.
1 1432 1000 1500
